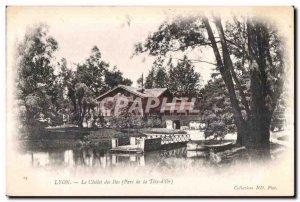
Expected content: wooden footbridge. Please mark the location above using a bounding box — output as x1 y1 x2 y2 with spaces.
110 133 190 153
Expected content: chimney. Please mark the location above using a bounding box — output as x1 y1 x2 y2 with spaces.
141 73 144 89
139 73 145 93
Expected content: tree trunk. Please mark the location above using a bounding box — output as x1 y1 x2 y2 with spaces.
203 17 247 145
249 70 272 145
204 17 273 156
78 112 85 128
76 103 85 128
246 21 273 153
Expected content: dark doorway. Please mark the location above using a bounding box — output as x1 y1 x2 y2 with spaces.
173 120 181 129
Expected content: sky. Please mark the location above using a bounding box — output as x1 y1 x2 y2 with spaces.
9 7 216 87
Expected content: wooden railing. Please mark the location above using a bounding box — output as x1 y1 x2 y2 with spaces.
122 133 190 152
142 133 190 145
160 134 190 145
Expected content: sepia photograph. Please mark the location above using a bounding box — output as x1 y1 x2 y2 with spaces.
6 6 295 197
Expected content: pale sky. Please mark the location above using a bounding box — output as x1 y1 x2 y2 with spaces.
9 7 215 87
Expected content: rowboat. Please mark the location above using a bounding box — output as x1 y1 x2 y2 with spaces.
187 141 233 152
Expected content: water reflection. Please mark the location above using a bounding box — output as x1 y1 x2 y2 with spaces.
22 146 206 169
19 141 285 170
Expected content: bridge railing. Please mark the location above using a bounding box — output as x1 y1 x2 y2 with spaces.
160 134 190 145
128 133 190 148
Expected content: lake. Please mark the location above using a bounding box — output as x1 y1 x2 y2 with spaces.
15 129 289 176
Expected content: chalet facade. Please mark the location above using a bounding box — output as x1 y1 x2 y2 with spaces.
95 85 201 129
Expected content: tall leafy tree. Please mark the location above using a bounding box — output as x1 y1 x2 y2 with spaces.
144 68 155 89
155 66 169 88
152 57 169 88
69 46 133 127
57 58 72 88
73 83 97 127
16 24 59 126
168 56 201 95
104 66 133 90
55 58 76 122
76 46 108 97
199 73 236 139
56 60 97 127
142 56 200 93
144 58 169 89
77 46 132 96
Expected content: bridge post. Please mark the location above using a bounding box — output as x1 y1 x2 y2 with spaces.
130 137 136 145
111 138 118 148
138 137 145 151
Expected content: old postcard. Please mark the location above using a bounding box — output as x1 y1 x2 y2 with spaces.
6 6 295 197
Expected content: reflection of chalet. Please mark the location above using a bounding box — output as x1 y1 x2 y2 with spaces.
95 85 201 129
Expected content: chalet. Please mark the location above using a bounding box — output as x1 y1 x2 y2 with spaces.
95 85 201 129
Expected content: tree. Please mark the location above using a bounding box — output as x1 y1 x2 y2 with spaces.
110 110 144 129
142 56 200 94
55 58 77 124
134 15 285 151
168 56 201 96
58 67 97 127
144 68 156 88
155 66 169 88
200 70 286 140
57 58 72 88
66 46 133 127
76 46 108 97
151 57 169 88
144 57 169 89
271 94 287 131
16 25 134 129
77 46 133 97
16 24 60 127
104 66 133 90
199 75 236 139
73 83 97 127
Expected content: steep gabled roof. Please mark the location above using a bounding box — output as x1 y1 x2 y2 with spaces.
95 85 168 100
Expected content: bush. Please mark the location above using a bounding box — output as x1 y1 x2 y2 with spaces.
110 111 144 129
